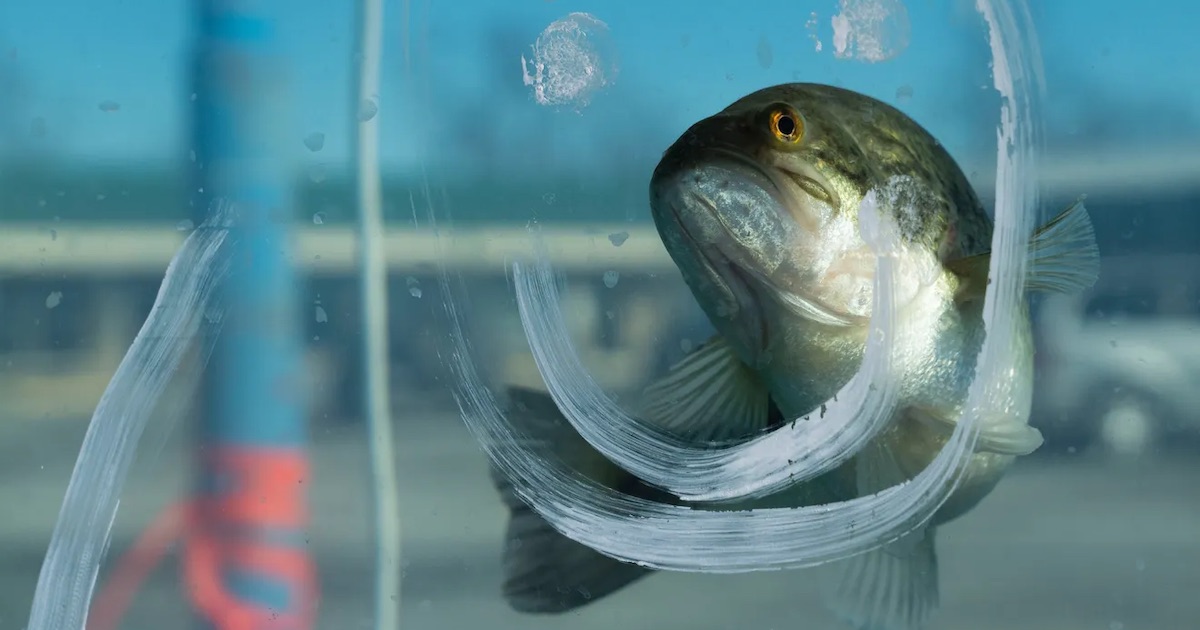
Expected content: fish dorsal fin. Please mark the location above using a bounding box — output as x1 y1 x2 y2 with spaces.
637 335 771 444
948 198 1100 301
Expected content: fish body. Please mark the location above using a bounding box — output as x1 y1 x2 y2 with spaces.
491 83 1099 629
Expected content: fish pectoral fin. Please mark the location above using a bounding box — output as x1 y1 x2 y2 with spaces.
912 408 1044 457
1026 197 1101 294
491 386 656 613
824 526 940 630
947 197 1100 301
637 334 772 443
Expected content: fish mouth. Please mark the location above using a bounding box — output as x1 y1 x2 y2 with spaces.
668 149 856 329
664 194 771 353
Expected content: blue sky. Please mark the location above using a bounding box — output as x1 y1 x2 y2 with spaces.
0 0 1194 173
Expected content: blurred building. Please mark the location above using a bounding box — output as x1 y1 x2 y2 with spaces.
0 146 1197 451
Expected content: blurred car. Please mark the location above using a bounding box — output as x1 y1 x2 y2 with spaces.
1032 255 1200 456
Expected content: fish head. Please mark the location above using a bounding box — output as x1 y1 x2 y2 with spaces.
650 84 895 366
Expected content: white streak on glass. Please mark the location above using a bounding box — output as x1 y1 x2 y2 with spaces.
444 0 1043 575
511 189 908 503
25 203 236 630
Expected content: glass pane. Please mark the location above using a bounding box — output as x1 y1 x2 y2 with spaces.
1 2 1195 630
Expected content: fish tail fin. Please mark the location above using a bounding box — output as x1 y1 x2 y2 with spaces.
1026 197 1101 294
489 386 655 613
825 527 940 630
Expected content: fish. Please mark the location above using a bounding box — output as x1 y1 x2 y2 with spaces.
489 83 1100 629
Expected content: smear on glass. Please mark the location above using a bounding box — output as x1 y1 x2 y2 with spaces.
446 0 1064 601
522 12 618 109
511 188 909 502
25 202 235 630
831 0 912 63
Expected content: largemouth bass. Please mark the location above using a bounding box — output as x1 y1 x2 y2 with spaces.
491 83 1099 630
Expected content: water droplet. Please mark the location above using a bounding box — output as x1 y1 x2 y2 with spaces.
522 13 618 110
680 338 694 353
895 85 914 102
314 305 328 323
602 270 619 288
358 97 379 122
407 276 423 298
177 219 195 231
756 35 774 69
309 163 327 183
806 12 823 52
188 149 197 162
607 231 629 247
98 100 121 112
312 212 327 225
45 291 63 309
304 132 326 152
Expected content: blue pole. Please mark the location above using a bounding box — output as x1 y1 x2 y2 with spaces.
188 1 316 628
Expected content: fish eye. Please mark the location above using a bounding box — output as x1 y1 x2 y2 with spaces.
768 106 804 144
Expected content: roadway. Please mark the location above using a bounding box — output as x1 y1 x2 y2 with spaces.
0 396 1197 630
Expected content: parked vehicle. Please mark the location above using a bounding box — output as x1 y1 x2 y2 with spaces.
1031 254 1200 456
